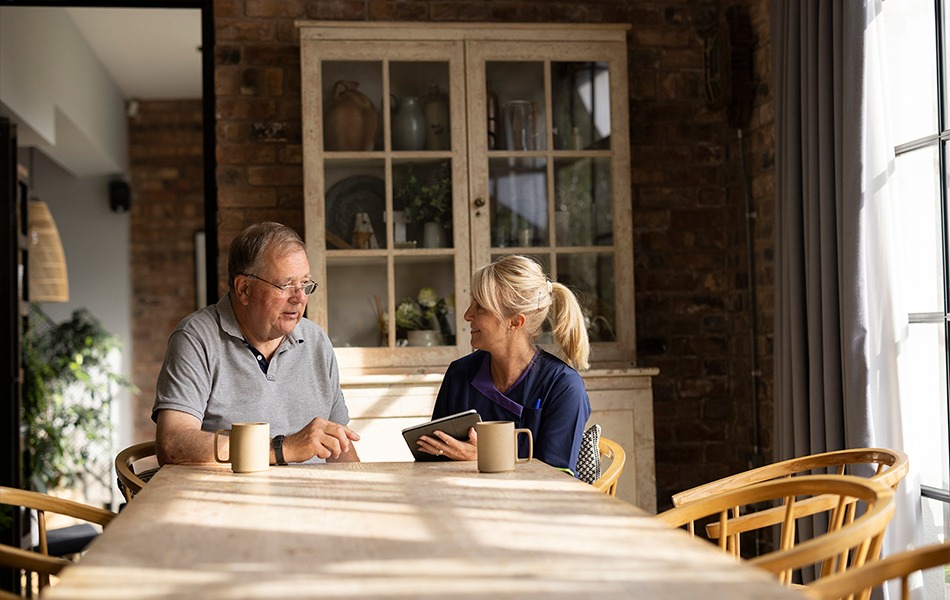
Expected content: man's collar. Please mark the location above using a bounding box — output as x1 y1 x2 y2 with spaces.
219 292 245 340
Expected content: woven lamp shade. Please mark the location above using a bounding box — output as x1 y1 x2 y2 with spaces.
28 199 70 302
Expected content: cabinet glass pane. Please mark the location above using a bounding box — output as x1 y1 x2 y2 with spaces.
395 257 456 346
489 157 548 248
552 62 611 150
557 253 616 342
554 157 612 247
393 159 453 249
390 62 451 151
324 161 385 250
322 62 383 152
485 62 545 151
326 257 388 348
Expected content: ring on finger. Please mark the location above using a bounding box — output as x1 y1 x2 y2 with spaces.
437 449 444 456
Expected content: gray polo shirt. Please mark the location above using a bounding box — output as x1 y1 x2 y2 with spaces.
152 293 349 441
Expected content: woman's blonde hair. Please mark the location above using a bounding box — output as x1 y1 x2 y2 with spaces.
470 255 590 370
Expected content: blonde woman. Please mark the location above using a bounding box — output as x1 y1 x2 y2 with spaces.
417 255 591 474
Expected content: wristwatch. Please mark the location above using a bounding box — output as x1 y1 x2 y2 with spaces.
272 435 287 465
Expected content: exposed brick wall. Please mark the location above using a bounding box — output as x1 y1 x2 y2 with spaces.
632 0 776 509
128 0 778 508
128 100 205 442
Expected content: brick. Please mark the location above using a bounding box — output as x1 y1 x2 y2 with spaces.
214 0 244 18
216 143 277 165
247 165 303 186
216 97 277 120
246 0 305 18
218 186 279 208
306 0 368 20
129 99 205 442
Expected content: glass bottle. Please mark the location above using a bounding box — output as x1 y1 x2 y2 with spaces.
487 81 499 149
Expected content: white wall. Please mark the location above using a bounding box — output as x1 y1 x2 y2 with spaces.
0 6 128 177
29 150 133 469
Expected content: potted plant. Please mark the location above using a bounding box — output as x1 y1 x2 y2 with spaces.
22 305 136 494
395 161 452 247
395 287 453 346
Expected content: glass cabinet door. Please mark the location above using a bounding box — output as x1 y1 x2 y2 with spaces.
301 26 634 368
466 42 634 361
301 41 471 366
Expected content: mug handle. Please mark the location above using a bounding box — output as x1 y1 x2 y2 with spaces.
514 428 533 464
213 429 229 464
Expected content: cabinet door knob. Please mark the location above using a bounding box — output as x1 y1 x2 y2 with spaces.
473 197 486 208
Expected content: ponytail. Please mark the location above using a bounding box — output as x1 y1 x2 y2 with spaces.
471 255 591 371
549 282 590 371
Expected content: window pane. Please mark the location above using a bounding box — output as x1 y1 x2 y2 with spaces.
883 0 938 143
918 497 950 599
894 145 943 313
901 322 948 491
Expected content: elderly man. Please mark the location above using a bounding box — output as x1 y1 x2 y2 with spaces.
153 222 359 465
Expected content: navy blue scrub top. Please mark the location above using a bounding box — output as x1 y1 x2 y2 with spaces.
432 349 591 473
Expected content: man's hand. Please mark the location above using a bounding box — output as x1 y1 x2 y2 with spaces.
284 418 361 463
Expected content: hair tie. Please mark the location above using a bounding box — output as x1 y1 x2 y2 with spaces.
546 279 553 293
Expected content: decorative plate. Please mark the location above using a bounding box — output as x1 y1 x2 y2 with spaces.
325 175 386 249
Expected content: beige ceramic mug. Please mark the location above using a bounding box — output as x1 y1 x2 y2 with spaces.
214 422 270 473
476 421 533 473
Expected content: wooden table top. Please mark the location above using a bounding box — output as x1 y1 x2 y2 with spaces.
47 460 803 599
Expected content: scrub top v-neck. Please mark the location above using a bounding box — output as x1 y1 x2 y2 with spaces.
432 349 591 472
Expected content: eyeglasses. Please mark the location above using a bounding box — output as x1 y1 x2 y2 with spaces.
243 273 318 297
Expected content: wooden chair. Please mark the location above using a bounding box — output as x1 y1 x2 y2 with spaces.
115 440 158 502
592 437 625 496
0 486 116 591
656 475 895 587
672 447 909 507
670 447 908 559
803 541 950 600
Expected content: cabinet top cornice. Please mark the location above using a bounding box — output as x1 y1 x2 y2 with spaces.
296 21 631 43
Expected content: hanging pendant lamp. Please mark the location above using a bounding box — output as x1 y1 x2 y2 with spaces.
28 198 70 302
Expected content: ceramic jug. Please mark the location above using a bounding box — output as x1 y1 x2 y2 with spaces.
424 84 449 151
391 95 426 151
325 80 378 151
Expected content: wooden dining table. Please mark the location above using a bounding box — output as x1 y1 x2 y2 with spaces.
46 460 803 599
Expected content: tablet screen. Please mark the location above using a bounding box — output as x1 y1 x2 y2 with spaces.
401 409 481 461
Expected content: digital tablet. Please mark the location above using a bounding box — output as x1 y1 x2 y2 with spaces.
401 409 481 461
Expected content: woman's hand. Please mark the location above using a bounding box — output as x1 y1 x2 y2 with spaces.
417 427 478 461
